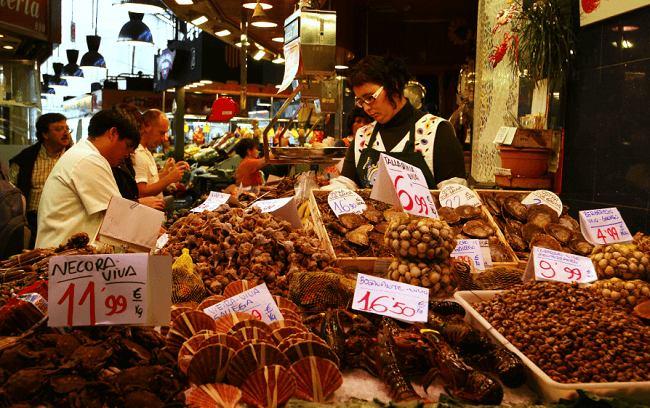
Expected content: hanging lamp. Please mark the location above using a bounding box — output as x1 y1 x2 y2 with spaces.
81 0 107 70
49 63 69 88
251 0 277 28
118 12 154 45
112 0 165 14
61 49 84 79
41 75 55 96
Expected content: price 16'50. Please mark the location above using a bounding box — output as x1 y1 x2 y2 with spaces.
356 291 417 317
57 282 128 326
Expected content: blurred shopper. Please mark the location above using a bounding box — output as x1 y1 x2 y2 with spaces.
335 106 373 147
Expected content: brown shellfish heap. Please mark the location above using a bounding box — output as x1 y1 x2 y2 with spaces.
479 192 593 261
313 190 395 258
590 277 650 309
383 214 459 297
590 243 650 284
158 205 337 299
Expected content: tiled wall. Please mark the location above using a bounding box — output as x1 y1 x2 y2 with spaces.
563 5 650 235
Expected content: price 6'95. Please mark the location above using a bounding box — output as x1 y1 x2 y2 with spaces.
57 282 128 326
356 291 416 317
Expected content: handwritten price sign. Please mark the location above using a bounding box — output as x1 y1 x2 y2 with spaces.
451 239 486 270
352 273 429 322
579 207 632 246
328 189 367 217
48 254 151 327
203 284 283 324
523 247 597 284
192 191 232 213
370 153 439 219
522 190 563 217
439 184 482 208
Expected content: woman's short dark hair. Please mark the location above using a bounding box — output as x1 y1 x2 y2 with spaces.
235 138 257 158
348 55 412 109
345 106 373 135
36 113 67 143
88 106 141 146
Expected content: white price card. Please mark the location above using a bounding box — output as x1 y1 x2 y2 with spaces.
451 239 486 270
493 126 517 144
522 190 563 216
579 207 632 246
439 184 482 208
352 273 429 322
523 247 598 284
370 153 439 219
253 197 302 229
479 239 494 269
48 254 172 327
97 196 164 252
191 191 232 213
203 283 284 324
328 189 367 217
156 233 168 250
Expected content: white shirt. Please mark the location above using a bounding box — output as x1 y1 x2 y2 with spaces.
132 144 163 199
36 139 121 248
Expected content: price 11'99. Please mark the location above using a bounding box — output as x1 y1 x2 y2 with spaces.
57 281 138 326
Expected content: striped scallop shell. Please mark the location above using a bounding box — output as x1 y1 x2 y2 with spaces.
223 280 258 298
233 327 274 345
166 311 217 355
226 343 291 388
290 356 342 403
197 333 243 352
161 306 194 337
241 365 296 408
198 295 227 311
186 344 236 385
227 319 272 336
173 301 200 310
273 296 300 313
282 340 339 367
214 312 257 334
277 308 301 322
178 333 214 374
268 319 308 333
277 333 327 353
186 383 242 408
270 327 306 346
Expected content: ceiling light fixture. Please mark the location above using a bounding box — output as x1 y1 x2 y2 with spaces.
49 63 69 88
215 29 230 36
272 55 284 64
81 0 107 70
200 80 213 84
272 37 283 42
191 15 208 25
118 12 154 45
243 2 272 10
61 49 84 79
253 50 265 60
175 0 193 4
41 75 55 96
113 0 165 14
2 45 13 50
251 0 277 28
335 65 348 70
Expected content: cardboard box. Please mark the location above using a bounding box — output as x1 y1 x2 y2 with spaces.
507 129 557 149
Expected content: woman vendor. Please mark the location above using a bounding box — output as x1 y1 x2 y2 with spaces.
233 138 272 190
328 55 466 190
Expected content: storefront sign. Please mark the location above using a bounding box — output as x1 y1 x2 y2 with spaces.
203 284 283 324
522 190 562 216
48 254 172 327
370 153 439 219
579 207 632 245
451 239 486 270
328 189 367 217
352 273 428 322
524 247 597 284
0 0 49 41
439 184 482 208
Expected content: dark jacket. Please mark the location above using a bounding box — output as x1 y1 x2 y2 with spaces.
9 142 41 202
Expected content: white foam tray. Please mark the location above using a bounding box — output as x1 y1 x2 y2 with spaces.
454 290 650 403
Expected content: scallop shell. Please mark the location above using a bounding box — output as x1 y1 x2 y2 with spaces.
488 242 511 263
227 343 291 387
483 195 501 215
198 333 243 352
527 211 555 229
338 213 366 229
214 312 258 334
558 215 580 231
362 206 384 224
198 295 227 311
282 340 339 367
504 225 527 252
233 327 274 345
290 356 342 403
269 319 308 332
167 311 218 355
502 196 527 221
178 333 214 374
186 383 242 408
270 327 306 345
345 225 374 247
187 344 236 385
522 223 545 243
506 217 524 231
228 319 272 335
544 223 573 244
161 306 195 337
241 365 296 408
277 308 301 322
223 280 258 299
174 301 199 310
277 333 328 353
273 296 300 313
529 234 562 251
528 204 560 222
568 238 594 256
438 207 461 224
456 205 482 220
462 219 494 239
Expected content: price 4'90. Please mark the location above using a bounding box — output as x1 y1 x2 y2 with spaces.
57 282 128 326
356 291 416 317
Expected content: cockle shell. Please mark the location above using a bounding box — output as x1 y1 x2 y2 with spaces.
345 225 374 247
227 343 291 387
270 327 306 345
437 207 461 224
529 234 562 251
241 365 296 408
502 196 527 221
161 306 195 337
268 319 308 333
277 308 301 322
290 356 342 403
277 333 327 353
186 383 242 408
522 223 545 243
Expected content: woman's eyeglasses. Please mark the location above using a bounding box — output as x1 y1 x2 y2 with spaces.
355 86 384 108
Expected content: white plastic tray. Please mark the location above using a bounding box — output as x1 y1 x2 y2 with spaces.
454 290 650 403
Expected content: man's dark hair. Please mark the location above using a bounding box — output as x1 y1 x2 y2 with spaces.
115 103 143 129
235 138 257 158
35 113 67 143
345 106 373 136
87 107 141 146
348 55 412 109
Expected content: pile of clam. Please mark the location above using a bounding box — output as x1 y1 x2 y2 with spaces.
159 205 337 298
590 243 650 281
387 257 456 297
591 277 650 308
479 192 593 261
163 282 343 407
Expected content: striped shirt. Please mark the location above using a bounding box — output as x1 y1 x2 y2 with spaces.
9 145 66 212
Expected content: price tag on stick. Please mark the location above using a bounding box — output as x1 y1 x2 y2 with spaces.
579 207 632 245
192 191 239 213
370 153 439 219
328 189 367 217
439 184 482 208
523 247 598 283
352 273 429 322
451 239 486 270
203 283 283 324
521 190 563 216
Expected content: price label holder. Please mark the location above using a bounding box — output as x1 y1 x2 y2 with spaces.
48 254 172 327
479 239 494 269
523 247 598 283
328 189 367 217
579 207 632 246
156 233 168 250
493 126 517 144
203 283 283 324
521 190 563 217
370 153 439 219
438 184 482 208
253 197 302 229
97 196 165 252
192 191 240 213
451 239 486 270
352 273 429 322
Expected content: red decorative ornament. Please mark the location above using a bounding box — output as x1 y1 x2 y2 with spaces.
488 32 519 68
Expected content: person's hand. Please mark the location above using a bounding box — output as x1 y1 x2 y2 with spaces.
139 196 165 210
162 157 175 173
166 165 186 184
176 161 191 172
